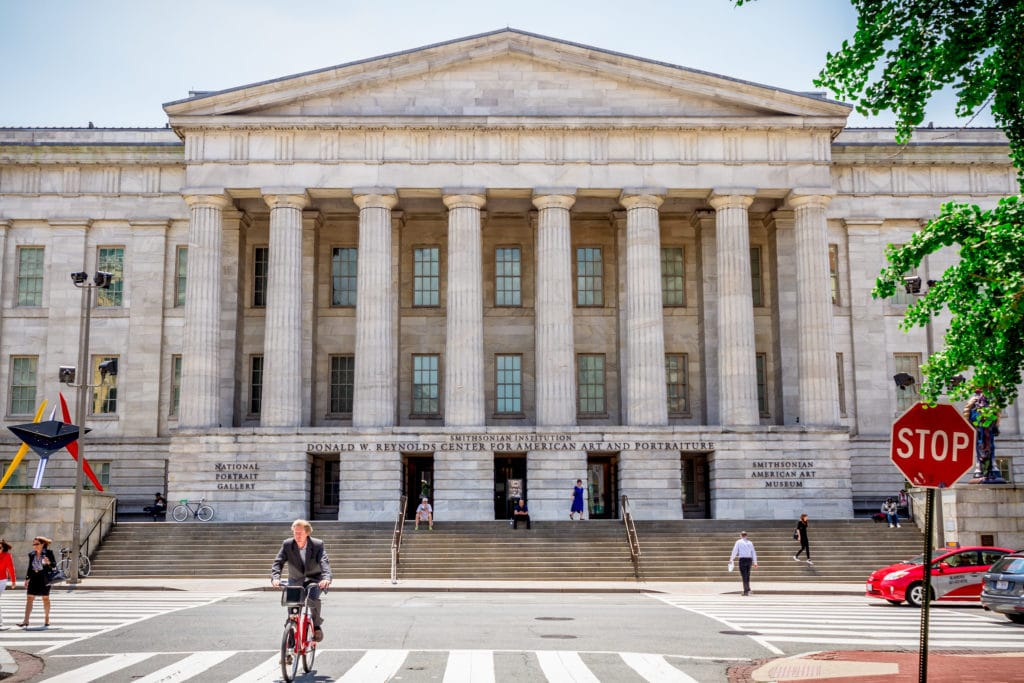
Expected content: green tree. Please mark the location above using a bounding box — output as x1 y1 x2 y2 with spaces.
737 0 1024 419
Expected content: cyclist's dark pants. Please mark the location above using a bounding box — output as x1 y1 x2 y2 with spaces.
289 581 324 627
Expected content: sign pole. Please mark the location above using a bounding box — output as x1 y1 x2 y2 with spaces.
918 487 935 683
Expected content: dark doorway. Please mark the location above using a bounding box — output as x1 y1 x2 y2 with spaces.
403 454 434 520
681 453 711 519
586 454 618 519
494 455 527 519
309 454 340 520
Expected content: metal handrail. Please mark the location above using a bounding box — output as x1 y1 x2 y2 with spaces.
82 496 117 559
621 494 641 562
390 495 407 584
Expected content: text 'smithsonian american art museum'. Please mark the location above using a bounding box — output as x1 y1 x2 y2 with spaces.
1 30 1020 522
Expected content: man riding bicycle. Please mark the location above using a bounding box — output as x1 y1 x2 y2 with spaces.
271 519 332 642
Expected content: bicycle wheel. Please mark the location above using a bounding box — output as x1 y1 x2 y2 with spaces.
301 612 317 672
58 556 71 575
78 554 92 577
196 504 215 522
280 622 299 682
171 505 189 522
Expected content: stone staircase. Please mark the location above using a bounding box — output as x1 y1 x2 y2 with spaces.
88 518 923 583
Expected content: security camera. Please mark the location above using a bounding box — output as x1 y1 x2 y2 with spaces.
94 271 114 289
902 276 922 294
893 372 915 389
98 358 118 379
59 366 77 384
70 272 88 285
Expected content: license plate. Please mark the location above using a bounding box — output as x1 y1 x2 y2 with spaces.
996 580 1009 590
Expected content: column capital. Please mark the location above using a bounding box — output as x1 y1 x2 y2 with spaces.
442 191 486 210
532 193 576 211
786 188 834 209
0 219 11 231
182 189 231 210
619 189 665 210
708 189 756 210
262 189 309 210
353 190 399 210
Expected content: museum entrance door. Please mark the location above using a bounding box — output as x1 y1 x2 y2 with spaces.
586 454 618 519
403 454 434 520
309 453 340 520
494 454 527 520
681 453 710 519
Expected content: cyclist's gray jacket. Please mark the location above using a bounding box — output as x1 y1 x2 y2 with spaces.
271 537 332 584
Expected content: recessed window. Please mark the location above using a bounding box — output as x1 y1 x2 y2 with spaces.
755 353 769 417
413 247 440 307
893 353 921 413
577 354 606 416
10 356 38 415
750 246 763 307
495 247 522 307
253 246 269 308
661 247 685 307
97 247 124 307
576 247 603 307
666 353 689 415
829 244 840 306
330 355 355 414
331 248 358 307
174 246 188 308
170 355 182 417
888 243 915 306
16 247 44 307
91 355 118 415
249 355 264 415
495 354 523 414
836 352 847 417
412 354 440 416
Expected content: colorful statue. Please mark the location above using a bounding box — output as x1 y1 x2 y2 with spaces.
964 390 1005 483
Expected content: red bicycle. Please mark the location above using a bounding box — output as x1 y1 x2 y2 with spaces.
280 585 317 681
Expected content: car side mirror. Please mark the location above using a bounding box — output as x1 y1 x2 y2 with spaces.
935 562 949 573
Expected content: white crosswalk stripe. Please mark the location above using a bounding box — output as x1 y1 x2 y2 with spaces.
652 594 1018 650
0 591 233 653
39 648 720 682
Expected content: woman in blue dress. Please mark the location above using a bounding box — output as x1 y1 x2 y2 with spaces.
570 479 585 520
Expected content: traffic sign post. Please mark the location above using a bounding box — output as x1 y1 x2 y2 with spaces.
889 401 976 683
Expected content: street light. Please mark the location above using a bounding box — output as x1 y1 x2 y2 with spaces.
62 270 113 584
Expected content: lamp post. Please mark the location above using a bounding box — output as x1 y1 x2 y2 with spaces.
66 270 112 585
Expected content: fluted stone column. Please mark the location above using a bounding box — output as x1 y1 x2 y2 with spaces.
261 189 308 428
620 190 668 426
790 191 840 426
180 192 230 429
709 189 759 426
442 190 486 426
532 191 576 426
352 189 399 427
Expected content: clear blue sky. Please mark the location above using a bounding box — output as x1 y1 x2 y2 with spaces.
0 0 994 129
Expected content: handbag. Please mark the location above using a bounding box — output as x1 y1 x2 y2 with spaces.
46 567 67 586
793 529 799 541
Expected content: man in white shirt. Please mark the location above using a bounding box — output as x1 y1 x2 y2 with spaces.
729 531 758 596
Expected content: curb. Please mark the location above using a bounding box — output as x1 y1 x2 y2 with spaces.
0 645 15 680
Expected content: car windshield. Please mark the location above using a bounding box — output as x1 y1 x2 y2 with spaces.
989 557 1024 575
903 551 948 565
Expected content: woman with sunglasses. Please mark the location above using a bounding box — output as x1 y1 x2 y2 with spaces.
19 536 56 628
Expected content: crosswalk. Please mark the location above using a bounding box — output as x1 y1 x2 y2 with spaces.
0 590 231 654
34 648 725 682
652 594 1021 653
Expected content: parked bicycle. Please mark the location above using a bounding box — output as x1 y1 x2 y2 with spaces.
58 546 91 578
280 585 318 681
171 497 215 522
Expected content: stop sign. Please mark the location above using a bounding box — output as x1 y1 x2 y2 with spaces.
890 402 976 488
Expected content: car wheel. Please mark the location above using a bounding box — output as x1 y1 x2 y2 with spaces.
906 583 932 607
886 599 902 606
1007 614 1024 625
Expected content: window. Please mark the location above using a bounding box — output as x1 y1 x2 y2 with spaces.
495 247 522 307
86 461 111 489
888 243 915 306
0 461 23 488
329 355 355 414
253 247 269 308
577 354 606 415
755 353 769 417
495 354 523 414
331 247 358 307
412 354 440 415
249 355 264 415
16 247 44 307
413 247 440 307
174 246 188 308
836 353 847 417
576 247 603 306
893 353 922 413
170 355 182 417
829 244 840 306
91 355 118 415
666 353 689 415
750 246 763 307
661 247 685 306
10 356 38 415
96 247 124 307
322 459 340 507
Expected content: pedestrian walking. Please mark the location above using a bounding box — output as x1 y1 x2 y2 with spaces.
570 479 585 520
0 539 17 628
793 513 812 565
19 536 56 628
728 531 758 596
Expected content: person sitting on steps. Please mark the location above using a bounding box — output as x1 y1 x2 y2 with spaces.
512 498 531 530
414 497 433 531
882 498 901 528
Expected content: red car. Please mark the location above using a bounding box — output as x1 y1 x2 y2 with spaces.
866 546 1014 606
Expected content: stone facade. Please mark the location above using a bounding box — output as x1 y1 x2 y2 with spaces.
1 30 1021 522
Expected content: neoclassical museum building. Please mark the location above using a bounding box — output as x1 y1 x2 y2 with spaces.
1 30 1020 522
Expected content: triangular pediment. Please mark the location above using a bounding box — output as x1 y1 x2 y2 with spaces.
164 29 850 122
